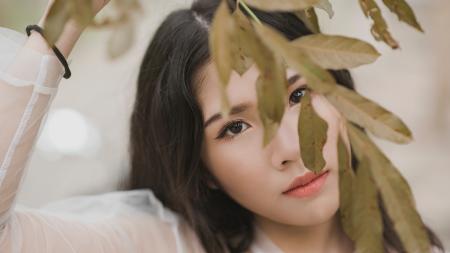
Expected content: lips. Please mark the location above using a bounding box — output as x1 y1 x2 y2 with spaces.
283 169 330 194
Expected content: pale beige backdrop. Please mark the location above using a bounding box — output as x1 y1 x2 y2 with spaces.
1 0 449 249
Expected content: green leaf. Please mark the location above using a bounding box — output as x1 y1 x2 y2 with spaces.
209 0 234 116
337 134 355 240
244 0 320 11
298 91 328 172
352 156 384 253
295 8 321 33
382 0 423 32
347 124 432 253
252 22 336 95
43 0 72 45
291 34 381 69
325 84 412 144
315 0 334 18
359 0 399 49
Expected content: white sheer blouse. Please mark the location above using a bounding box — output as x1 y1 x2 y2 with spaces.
0 27 285 253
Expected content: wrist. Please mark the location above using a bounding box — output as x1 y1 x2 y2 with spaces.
27 1 86 58
54 19 84 58
25 25 73 79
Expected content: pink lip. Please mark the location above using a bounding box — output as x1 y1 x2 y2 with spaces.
282 170 330 198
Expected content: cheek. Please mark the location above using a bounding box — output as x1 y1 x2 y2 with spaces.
202 134 269 199
202 132 286 219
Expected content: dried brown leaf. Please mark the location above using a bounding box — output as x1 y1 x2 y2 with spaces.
298 91 328 172
382 0 423 32
315 0 334 18
72 0 95 28
347 124 432 253
326 85 412 144
352 156 384 253
252 22 336 95
337 134 355 240
209 0 234 115
256 62 288 146
43 0 72 45
359 0 399 49
231 7 254 75
244 0 320 11
230 10 287 146
292 34 381 69
295 8 321 33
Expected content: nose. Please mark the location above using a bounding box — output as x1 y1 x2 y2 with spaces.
269 110 303 171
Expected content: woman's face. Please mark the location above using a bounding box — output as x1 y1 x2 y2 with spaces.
196 62 349 227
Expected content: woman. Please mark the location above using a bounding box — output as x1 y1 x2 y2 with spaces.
0 0 445 252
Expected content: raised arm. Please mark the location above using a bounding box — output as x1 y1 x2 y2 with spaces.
0 2 85 230
0 2 198 252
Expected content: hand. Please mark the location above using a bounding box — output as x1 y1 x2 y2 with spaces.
92 0 111 15
43 0 111 20
32 0 112 56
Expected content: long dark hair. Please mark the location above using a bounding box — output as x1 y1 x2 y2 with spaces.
125 0 445 252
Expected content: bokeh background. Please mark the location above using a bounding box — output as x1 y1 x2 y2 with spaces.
1 0 449 248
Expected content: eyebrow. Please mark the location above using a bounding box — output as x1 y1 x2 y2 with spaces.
203 74 301 128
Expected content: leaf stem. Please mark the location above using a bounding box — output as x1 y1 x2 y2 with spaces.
238 0 262 25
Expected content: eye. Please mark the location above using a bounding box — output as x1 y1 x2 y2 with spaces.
216 120 251 140
289 86 307 106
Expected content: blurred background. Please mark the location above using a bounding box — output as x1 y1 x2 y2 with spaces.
1 0 449 249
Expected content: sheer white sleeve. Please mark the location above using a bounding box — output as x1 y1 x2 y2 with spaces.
0 27 206 253
0 26 64 229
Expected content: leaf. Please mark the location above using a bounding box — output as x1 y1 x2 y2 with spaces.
44 0 95 45
337 132 355 235
337 134 355 240
209 0 234 115
291 34 381 69
256 62 288 146
252 22 336 95
382 0 423 32
325 84 413 144
359 0 399 49
352 156 384 253
231 7 255 75
315 0 334 18
107 16 134 59
244 0 320 11
71 0 95 28
298 91 328 172
295 8 321 33
347 124 432 253
43 0 72 45
230 11 288 146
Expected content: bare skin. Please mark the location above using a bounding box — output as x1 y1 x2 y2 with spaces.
27 0 110 57
197 63 355 253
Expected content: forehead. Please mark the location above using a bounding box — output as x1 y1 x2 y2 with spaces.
196 62 297 119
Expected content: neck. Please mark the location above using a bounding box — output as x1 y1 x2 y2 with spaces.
254 213 354 253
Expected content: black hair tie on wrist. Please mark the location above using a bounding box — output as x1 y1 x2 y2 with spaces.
26 25 71 79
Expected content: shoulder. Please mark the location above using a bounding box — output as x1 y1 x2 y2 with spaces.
35 189 181 226
34 189 206 252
